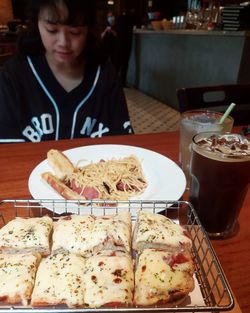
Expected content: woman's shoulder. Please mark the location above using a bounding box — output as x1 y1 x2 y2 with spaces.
0 54 38 90
100 59 118 77
2 53 28 75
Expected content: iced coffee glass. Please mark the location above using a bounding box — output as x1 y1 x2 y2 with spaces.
179 110 234 183
189 132 250 238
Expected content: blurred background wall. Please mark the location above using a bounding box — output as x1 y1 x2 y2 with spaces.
10 0 246 28
0 0 13 24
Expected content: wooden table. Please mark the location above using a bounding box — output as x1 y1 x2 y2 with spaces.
0 131 249 313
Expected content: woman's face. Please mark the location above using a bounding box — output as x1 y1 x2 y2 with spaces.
38 5 88 66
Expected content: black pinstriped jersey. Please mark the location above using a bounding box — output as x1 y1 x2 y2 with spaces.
0 54 133 143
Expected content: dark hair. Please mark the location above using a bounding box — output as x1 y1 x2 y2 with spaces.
18 0 105 65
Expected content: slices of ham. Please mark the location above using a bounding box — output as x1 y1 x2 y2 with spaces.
70 180 99 200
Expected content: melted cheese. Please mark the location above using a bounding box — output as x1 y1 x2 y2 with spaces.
83 253 134 308
134 211 191 250
52 215 96 256
0 216 53 255
0 211 196 308
0 253 40 305
92 211 131 252
134 249 194 306
31 253 85 308
52 212 131 256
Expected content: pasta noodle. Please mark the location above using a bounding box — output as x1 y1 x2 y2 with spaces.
65 155 147 200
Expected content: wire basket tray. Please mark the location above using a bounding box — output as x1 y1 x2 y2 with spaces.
0 199 234 313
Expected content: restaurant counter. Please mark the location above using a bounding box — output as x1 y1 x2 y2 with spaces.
127 29 250 110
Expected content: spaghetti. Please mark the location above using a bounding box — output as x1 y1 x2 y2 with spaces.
65 155 147 200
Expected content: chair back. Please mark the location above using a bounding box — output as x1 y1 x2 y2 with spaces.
177 84 250 125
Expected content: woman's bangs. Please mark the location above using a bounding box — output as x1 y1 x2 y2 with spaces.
40 2 87 26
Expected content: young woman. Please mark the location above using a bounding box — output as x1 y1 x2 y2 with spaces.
0 0 133 143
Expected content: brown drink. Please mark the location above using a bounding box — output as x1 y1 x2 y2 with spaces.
189 132 250 238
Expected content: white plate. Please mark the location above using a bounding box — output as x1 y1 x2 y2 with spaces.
28 144 186 214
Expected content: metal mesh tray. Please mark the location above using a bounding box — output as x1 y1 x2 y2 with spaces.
0 199 234 313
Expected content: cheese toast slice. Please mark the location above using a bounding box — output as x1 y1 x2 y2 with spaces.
0 253 41 305
0 216 53 256
92 211 132 253
52 211 131 256
134 249 194 306
31 253 85 308
133 211 192 253
83 251 134 308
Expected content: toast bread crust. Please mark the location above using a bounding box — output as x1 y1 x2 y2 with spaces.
41 172 86 200
47 149 74 179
